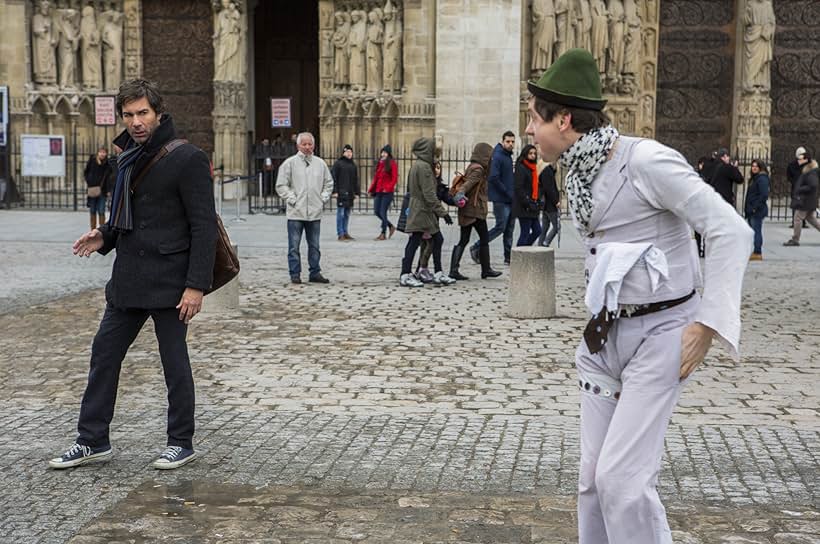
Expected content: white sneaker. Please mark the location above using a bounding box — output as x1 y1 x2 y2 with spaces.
400 273 424 287
433 271 456 285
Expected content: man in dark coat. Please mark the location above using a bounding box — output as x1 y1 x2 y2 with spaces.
470 131 515 265
50 79 217 471
331 144 360 241
709 148 744 206
784 151 820 246
787 146 807 228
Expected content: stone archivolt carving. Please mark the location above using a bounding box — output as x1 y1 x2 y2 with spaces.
31 0 58 86
572 0 591 51
101 3 124 91
366 7 384 92
589 0 608 75
332 10 351 86
80 5 102 90
741 0 775 93
213 0 244 82
382 0 402 93
348 9 367 91
56 2 81 89
531 0 556 76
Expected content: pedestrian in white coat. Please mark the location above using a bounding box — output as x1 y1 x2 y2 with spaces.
525 49 753 544
276 132 334 284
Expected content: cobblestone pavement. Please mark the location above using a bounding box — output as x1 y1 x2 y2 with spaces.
0 210 817 543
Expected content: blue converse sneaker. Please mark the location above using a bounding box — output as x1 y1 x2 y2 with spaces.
48 442 112 469
152 446 197 470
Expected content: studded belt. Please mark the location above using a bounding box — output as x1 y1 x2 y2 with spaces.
583 290 696 354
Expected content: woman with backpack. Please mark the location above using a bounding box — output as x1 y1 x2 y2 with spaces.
512 144 544 246
449 142 502 280
415 160 465 282
368 144 399 240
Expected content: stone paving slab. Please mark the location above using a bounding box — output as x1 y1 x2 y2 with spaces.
0 210 817 543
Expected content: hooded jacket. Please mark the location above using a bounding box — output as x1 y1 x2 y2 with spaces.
458 143 493 226
405 137 447 234
487 142 514 203
791 160 820 212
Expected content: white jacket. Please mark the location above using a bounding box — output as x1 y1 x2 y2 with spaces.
580 136 753 360
276 152 334 221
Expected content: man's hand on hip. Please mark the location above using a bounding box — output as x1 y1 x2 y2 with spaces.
176 288 204 324
680 322 715 380
73 229 104 257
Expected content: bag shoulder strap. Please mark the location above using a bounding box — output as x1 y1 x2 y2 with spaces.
130 138 189 193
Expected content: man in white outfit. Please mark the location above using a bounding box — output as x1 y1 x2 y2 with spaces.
525 49 753 543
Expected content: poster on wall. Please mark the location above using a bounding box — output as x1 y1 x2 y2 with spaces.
0 85 8 147
94 95 117 126
21 134 66 177
270 98 292 128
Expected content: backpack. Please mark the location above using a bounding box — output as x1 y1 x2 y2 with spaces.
448 171 466 198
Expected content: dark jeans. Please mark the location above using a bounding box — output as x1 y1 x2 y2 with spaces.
747 215 764 254
475 202 513 260
403 231 443 274
517 217 542 246
458 219 489 248
77 305 194 449
539 210 561 247
287 219 321 278
373 193 394 234
336 206 351 236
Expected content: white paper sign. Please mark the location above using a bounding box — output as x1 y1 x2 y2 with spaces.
21 134 66 177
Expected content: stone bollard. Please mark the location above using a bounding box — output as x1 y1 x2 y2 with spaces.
507 246 555 318
201 244 239 313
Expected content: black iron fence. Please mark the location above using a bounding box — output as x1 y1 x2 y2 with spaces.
0 134 803 224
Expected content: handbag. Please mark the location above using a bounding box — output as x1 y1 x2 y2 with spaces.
132 138 240 295
87 185 102 198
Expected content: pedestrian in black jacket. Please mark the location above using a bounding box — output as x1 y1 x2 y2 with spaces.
744 159 770 260
538 163 561 247
512 144 544 246
50 79 217 472
787 146 807 228
710 148 743 206
84 147 113 230
331 144 360 241
784 151 820 246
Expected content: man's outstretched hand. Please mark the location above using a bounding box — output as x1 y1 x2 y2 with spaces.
73 229 103 257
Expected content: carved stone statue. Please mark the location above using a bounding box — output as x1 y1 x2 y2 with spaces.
32 0 58 85
366 8 384 92
531 0 556 75
606 0 625 82
101 3 123 91
332 11 351 86
742 0 775 92
572 0 592 51
554 0 569 58
56 2 81 88
80 5 102 90
349 10 367 91
590 0 608 74
622 0 641 74
382 0 402 92
642 62 655 90
213 0 244 82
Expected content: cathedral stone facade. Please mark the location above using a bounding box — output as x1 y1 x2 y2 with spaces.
0 0 814 196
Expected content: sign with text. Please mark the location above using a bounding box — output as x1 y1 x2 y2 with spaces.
270 98 292 128
21 134 66 177
94 95 117 126
0 85 8 147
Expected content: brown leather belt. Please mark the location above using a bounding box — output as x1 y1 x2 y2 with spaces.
583 290 696 354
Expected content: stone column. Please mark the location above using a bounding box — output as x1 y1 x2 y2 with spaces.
731 0 774 160
123 0 142 78
212 0 248 197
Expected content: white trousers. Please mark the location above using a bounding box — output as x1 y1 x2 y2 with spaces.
576 295 698 544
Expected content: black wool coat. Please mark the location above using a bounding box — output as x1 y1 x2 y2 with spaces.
331 156 360 208
99 114 217 309
710 162 744 205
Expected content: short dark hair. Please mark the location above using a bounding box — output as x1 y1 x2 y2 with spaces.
502 130 515 140
751 159 768 173
116 79 164 118
532 96 610 133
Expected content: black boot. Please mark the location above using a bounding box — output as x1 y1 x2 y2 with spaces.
480 245 501 278
449 245 469 280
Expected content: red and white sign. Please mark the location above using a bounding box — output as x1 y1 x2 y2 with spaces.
94 95 117 126
270 98 292 128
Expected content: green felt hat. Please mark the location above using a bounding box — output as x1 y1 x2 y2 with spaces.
527 49 606 111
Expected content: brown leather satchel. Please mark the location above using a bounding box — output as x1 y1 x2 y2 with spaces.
133 138 239 294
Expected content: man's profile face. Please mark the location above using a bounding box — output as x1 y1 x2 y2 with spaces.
502 135 515 152
298 137 314 156
121 96 160 145
525 98 565 163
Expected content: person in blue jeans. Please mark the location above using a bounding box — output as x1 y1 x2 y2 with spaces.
368 145 399 240
471 131 515 264
744 159 769 260
331 144 360 241
276 132 334 284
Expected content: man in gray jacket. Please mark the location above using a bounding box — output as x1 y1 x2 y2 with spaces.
276 132 334 284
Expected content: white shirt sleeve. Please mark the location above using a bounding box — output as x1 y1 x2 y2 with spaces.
628 140 753 360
